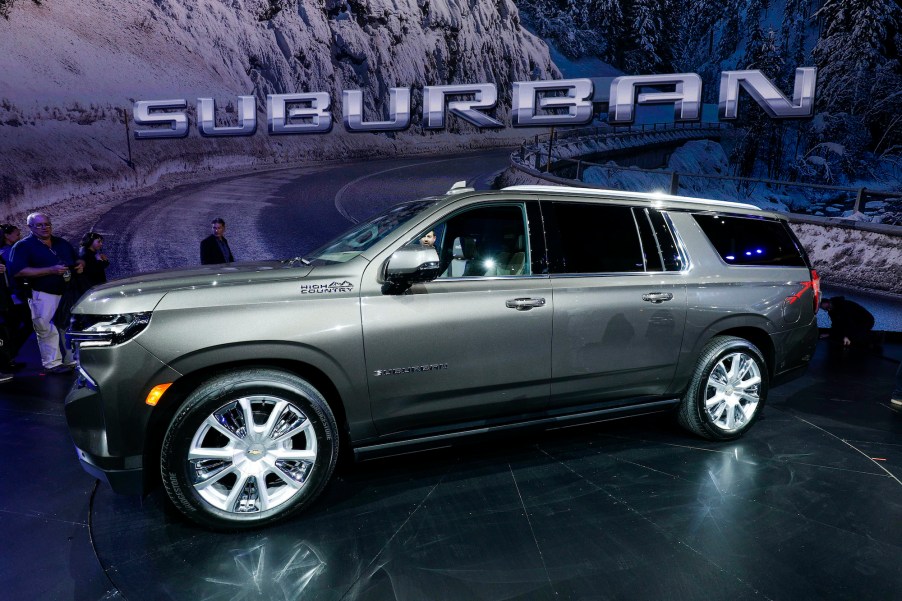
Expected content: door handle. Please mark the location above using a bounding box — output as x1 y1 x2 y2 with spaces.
642 292 673 304
506 297 546 311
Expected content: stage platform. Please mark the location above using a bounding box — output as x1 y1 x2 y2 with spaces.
2 340 900 601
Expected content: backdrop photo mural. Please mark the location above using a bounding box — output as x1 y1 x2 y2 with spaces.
0 0 899 329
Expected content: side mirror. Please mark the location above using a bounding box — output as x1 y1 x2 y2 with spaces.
383 245 441 294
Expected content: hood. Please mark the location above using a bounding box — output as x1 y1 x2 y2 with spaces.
73 260 314 315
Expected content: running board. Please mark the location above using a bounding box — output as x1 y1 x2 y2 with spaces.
354 398 680 461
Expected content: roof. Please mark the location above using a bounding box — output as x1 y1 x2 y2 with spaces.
501 185 761 211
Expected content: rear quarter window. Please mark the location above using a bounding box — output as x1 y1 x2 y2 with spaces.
693 214 806 267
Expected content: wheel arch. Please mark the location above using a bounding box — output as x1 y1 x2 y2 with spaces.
714 326 776 379
142 357 353 493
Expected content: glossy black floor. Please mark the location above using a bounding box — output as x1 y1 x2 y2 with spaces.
2 340 901 601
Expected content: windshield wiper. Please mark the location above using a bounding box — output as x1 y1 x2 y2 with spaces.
285 256 311 266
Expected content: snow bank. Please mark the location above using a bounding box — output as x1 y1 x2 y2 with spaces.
791 223 902 295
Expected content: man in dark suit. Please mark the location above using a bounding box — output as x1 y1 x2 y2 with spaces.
200 218 235 265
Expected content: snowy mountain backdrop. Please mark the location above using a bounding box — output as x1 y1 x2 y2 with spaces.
0 0 558 217
515 0 902 190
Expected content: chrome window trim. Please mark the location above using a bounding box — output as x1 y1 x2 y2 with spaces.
631 209 649 272
548 271 687 279
425 274 552 283
661 211 692 273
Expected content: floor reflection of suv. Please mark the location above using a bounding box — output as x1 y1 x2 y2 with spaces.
66 185 820 528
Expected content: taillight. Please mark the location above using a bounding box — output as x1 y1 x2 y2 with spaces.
786 269 820 314
811 269 821 313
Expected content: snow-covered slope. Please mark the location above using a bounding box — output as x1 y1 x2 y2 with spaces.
0 0 559 216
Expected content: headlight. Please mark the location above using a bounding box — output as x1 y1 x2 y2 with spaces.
68 312 152 348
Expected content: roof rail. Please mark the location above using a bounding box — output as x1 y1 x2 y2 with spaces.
502 185 760 211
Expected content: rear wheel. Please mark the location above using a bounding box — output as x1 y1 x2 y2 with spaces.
678 336 768 441
161 369 339 529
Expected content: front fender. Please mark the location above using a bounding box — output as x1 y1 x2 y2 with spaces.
160 340 373 441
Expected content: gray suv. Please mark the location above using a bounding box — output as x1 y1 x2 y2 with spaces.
66 185 820 528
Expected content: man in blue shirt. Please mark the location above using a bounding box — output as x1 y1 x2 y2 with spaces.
8 213 84 373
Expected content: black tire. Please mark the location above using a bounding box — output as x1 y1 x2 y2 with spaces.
161 369 339 529
677 336 769 441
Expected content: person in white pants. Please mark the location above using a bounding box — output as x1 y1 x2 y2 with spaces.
7 213 84 374
30 289 74 369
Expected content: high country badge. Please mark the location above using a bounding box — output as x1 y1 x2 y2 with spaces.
300 281 353 294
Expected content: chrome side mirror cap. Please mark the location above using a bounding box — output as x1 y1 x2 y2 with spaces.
383 245 441 293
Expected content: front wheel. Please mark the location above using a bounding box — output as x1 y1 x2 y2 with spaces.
677 336 769 441
161 369 339 529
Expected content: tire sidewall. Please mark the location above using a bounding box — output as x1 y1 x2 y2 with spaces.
161 371 338 529
694 340 769 441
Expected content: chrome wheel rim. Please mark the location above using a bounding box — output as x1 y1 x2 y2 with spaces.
188 396 317 515
704 352 762 432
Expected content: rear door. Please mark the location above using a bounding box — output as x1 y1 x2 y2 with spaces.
543 201 688 407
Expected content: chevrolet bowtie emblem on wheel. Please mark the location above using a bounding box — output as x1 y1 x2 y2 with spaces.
248 449 263 456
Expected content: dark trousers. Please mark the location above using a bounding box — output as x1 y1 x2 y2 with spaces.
0 317 13 366
4 303 31 359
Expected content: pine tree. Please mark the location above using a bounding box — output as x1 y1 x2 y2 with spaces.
587 0 626 65
626 0 665 73
813 0 901 113
812 0 902 151
732 24 787 178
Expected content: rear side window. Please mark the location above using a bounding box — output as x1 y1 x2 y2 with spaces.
693 214 806 267
548 203 645 273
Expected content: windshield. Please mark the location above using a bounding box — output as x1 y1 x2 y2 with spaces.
304 199 439 265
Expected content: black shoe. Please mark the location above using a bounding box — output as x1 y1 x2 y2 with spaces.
46 365 74 374
6 362 26 372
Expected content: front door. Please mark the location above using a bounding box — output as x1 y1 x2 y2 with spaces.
362 202 553 436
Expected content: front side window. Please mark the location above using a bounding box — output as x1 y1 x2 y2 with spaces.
693 214 806 267
415 204 530 278
547 202 645 274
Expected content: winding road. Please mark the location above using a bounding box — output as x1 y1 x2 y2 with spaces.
91 148 515 279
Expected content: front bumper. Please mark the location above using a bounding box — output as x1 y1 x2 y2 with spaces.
66 384 146 494
64 340 181 495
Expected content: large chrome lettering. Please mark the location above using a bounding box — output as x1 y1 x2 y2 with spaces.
198 96 257 137
342 88 411 132
133 69 819 138
267 93 332 135
511 79 594 127
719 67 817 119
133 100 189 139
422 84 503 129
608 74 703 124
